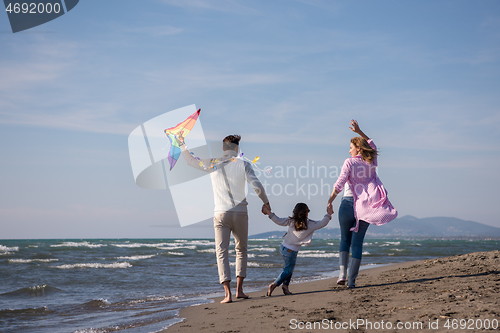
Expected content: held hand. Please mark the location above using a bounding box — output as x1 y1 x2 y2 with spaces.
262 202 271 215
327 204 334 215
175 130 186 145
349 119 361 133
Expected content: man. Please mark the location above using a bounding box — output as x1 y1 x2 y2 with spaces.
178 134 270 303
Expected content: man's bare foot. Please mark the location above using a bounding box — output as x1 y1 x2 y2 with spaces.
282 286 293 295
267 283 277 296
220 296 232 303
236 293 249 299
221 281 232 303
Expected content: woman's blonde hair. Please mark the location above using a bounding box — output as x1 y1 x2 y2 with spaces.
351 137 378 164
290 203 310 231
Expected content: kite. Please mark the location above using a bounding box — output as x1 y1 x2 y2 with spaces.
164 109 201 170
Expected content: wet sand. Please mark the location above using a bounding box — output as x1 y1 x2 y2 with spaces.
165 250 500 332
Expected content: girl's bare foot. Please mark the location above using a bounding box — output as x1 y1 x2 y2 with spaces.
282 285 293 295
267 283 277 296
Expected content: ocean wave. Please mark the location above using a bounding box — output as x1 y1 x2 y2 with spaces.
1 285 61 297
74 327 119 333
126 295 179 305
230 261 274 268
166 252 184 256
82 298 111 309
157 245 197 250
0 306 51 317
8 258 59 264
300 250 327 254
50 241 106 248
248 247 276 252
112 242 198 251
52 262 132 269
0 245 19 252
380 241 401 246
197 249 216 253
362 251 370 255
116 254 157 260
298 253 339 258
184 240 215 246
112 242 169 248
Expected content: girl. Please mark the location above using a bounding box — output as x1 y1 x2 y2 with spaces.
263 203 333 296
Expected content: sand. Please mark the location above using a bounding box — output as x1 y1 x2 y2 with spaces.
165 250 500 332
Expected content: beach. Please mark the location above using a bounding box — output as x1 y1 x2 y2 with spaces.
166 250 500 332
2 240 499 332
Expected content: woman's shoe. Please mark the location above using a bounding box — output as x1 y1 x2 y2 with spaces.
338 251 349 286
347 258 361 288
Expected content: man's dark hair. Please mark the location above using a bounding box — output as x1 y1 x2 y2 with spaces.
223 135 241 150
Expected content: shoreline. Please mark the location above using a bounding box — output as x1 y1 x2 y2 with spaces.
164 250 500 332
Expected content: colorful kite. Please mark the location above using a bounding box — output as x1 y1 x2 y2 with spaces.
164 109 201 170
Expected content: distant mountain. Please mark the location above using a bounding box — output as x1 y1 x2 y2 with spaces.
249 215 500 239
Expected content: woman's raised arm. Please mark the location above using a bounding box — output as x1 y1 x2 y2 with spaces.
349 119 369 141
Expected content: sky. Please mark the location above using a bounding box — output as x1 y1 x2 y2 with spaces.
1 0 500 239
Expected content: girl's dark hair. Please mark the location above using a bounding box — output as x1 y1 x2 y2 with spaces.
290 203 310 231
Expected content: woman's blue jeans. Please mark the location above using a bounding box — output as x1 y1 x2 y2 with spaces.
273 244 298 286
338 197 369 260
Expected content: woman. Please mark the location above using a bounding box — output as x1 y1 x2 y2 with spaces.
327 120 397 288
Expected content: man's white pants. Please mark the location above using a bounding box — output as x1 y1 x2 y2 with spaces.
213 211 248 284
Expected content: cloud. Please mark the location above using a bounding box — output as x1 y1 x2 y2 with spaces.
0 38 78 91
121 25 183 37
157 0 259 13
0 104 136 135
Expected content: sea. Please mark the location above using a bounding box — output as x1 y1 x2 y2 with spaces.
1 238 499 333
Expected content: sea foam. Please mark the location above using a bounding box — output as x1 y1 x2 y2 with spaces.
116 254 157 260
0 245 19 252
53 262 132 269
50 242 106 248
8 259 59 263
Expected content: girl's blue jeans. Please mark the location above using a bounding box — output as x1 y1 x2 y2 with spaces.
273 244 298 286
338 197 370 260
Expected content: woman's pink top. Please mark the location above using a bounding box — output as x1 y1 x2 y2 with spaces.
333 139 397 232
